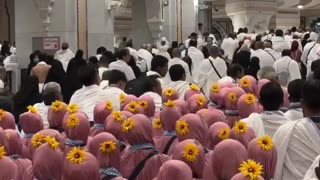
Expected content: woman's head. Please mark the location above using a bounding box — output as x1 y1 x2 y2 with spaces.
291 40 299 51
75 49 84 59
227 64 244 79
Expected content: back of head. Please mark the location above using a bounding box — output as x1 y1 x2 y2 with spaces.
302 69 320 113
172 48 181 58
208 46 220 57
75 49 84 59
104 51 117 63
151 55 169 72
264 40 273 49
190 32 198 40
282 49 291 57
108 69 127 85
311 59 320 72
227 64 244 78
169 64 185 81
42 82 62 106
243 27 248 33
117 48 130 60
275 29 284 37
189 40 197 48
96 47 107 55
269 29 275 34
255 41 264 50
238 28 244 34
288 79 305 103
78 64 99 86
99 54 110 67
260 82 283 111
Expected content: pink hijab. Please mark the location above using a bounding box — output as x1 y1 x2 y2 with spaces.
90 101 113 136
123 101 145 115
239 75 258 95
48 101 67 131
138 95 156 118
0 110 15 130
105 111 133 143
231 173 265 180
162 88 179 103
172 139 206 179
224 87 246 127
210 82 235 106
257 79 270 98
216 87 231 108
174 99 189 115
207 122 230 150
187 94 208 113
203 139 248 180
176 114 208 146
0 154 18 180
154 160 193 180
62 150 100 180
248 137 277 180
196 108 226 127
230 122 256 148
88 132 123 179
237 94 261 118
121 94 138 110
33 142 64 179
37 129 66 151
184 84 201 100
0 127 6 147
121 114 170 180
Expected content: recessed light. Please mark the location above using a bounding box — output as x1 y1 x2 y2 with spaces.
297 5 303 9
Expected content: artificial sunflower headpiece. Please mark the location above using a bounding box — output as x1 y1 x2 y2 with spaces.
51 101 64 113
153 119 162 130
112 111 125 123
190 84 200 91
211 84 220 93
31 133 45 148
228 93 238 103
105 101 113 111
239 159 263 180
121 119 135 133
164 88 175 97
119 94 126 104
0 109 6 121
176 120 189 136
67 104 78 114
257 136 273 151
67 147 86 165
0 146 5 160
240 77 250 88
127 101 140 113
218 127 230 140
100 141 117 154
45 136 60 150
66 115 80 129
197 96 206 107
139 101 148 110
163 100 176 108
27 105 38 114
183 144 199 163
234 121 248 134
245 94 256 105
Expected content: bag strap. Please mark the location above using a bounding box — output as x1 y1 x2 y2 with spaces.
208 58 222 79
162 135 177 154
306 42 317 64
128 150 159 180
264 50 276 61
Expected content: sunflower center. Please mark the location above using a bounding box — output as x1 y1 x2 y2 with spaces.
222 131 226 135
188 150 193 155
157 121 161 125
262 140 268 145
74 153 80 158
248 168 255 173
105 144 110 148
181 125 185 129
130 105 135 109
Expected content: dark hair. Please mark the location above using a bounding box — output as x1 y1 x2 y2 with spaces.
96 47 107 55
246 57 260 79
14 76 41 105
227 64 244 78
302 70 320 110
288 79 305 102
269 29 275 34
304 33 310 40
108 69 127 84
282 49 291 57
243 27 248 33
190 32 198 38
39 53 47 62
169 64 185 81
117 48 130 60
123 37 127 42
189 40 197 47
104 51 117 63
126 40 133 48
291 26 297 32
260 82 284 111
275 29 284 37
99 55 110 66
144 75 160 92
202 46 209 59
311 59 320 72
75 49 84 59
89 56 99 65
151 55 169 71
255 34 262 42
238 28 244 34
78 64 98 86
171 41 178 49
128 56 141 78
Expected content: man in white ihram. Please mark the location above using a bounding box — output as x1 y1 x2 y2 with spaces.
187 39 205 84
251 41 276 69
54 41 75 72
221 33 239 63
167 48 193 84
109 48 136 81
301 32 319 76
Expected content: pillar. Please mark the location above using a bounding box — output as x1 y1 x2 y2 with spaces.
0 0 9 42
225 0 277 34
275 9 300 31
181 0 198 40
161 0 177 42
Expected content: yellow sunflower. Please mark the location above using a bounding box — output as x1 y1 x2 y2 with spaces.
234 121 248 134
67 104 78 114
45 136 60 150
190 84 200 91
66 147 86 164
105 101 113 111
218 128 230 140
228 93 238 103
183 144 199 163
211 84 220 93
119 94 126 104
0 109 6 121
51 101 63 113
122 119 135 133
27 105 37 114
245 94 256 105
163 100 176 107
112 111 125 122
176 120 189 136
31 133 45 148
164 88 175 97
197 96 206 107
240 77 250 88
127 101 140 113
100 141 117 154
257 136 273 151
139 101 148 110
153 119 162 130
239 159 263 180
0 146 5 159
66 115 80 129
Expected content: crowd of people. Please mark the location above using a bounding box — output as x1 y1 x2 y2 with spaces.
0 26 319 180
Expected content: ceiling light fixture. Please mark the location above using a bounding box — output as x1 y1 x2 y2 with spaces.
297 5 303 9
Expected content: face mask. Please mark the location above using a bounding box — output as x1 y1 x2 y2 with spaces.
34 57 39 63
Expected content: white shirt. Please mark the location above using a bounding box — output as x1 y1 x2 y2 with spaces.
33 102 50 129
54 49 75 72
166 81 190 100
167 57 193 84
198 56 227 98
284 108 303 121
272 36 290 53
264 48 282 61
221 37 239 61
102 86 126 111
109 60 136 81
273 56 301 86
251 49 277 69
143 91 162 112
70 85 109 121
237 33 247 42
187 47 205 83
128 47 139 62
137 49 153 72
146 71 165 88
98 67 109 79
301 42 318 75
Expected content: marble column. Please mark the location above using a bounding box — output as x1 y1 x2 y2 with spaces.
275 9 300 31
225 0 277 34
161 0 177 42
181 0 198 40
